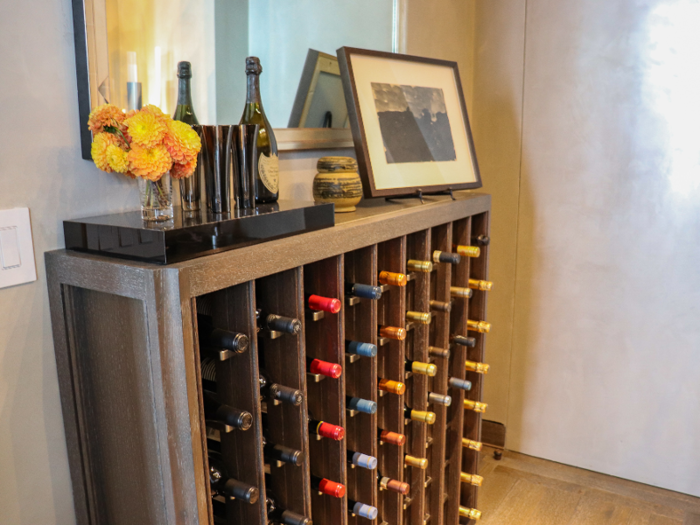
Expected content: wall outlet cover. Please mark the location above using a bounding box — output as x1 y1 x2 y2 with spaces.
0 208 37 289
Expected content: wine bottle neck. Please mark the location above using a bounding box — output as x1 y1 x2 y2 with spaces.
177 77 194 107
246 73 262 106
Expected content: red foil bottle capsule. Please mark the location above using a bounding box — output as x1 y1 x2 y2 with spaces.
308 358 342 379
312 476 346 498
307 294 342 314
309 417 345 441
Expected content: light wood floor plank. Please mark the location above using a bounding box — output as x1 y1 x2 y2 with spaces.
480 479 547 524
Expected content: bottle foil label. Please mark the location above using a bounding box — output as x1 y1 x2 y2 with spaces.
259 153 279 193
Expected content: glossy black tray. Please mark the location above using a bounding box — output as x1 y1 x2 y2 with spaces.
63 201 335 265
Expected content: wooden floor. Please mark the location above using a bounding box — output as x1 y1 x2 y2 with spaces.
476 447 700 525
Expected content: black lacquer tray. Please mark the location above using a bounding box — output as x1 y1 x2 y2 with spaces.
63 200 335 264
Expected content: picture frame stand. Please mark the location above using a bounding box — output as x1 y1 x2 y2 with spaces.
385 187 458 204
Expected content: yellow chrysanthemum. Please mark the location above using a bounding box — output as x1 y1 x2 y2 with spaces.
164 120 202 163
91 132 119 172
171 157 198 179
88 104 125 134
127 144 173 181
124 111 167 148
105 144 129 173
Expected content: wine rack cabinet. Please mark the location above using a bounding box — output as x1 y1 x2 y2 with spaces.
46 192 490 525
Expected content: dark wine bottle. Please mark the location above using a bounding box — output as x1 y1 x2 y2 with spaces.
306 294 341 313
345 340 377 358
451 334 476 347
203 390 253 431
307 358 342 379
263 438 303 467
346 396 377 415
345 282 382 300
259 370 303 406
173 61 201 213
347 450 378 470
429 300 452 312
310 475 345 498
448 377 472 391
208 453 259 503
265 490 312 525
197 314 249 355
240 56 279 204
256 309 301 334
473 234 490 246
432 250 461 264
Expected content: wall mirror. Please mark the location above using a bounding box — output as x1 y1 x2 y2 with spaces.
72 0 398 159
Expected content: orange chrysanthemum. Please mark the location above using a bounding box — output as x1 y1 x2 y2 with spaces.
171 157 198 179
164 120 202 163
127 144 173 181
141 104 170 126
91 132 120 172
124 111 167 148
105 144 129 173
88 104 125 134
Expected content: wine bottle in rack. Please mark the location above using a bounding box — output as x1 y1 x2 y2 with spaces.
307 357 342 378
348 499 379 520
345 282 382 300
462 438 483 451
378 475 410 495
464 399 488 413
473 234 490 246
404 454 428 469
450 286 473 299
467 319 491 333
197 314 249 357
240 56 279 204
378 429 406 446
263 437 303 467
256 309 302 334
307 414 345 441
379 325 406 341
427 392 452 406
465 360 490 374
448 377 472 391
208 453 259 503
404 405 436 424
453 244 481 258
460 472 484 486
451 334 476 347
345 340 378 358
203 390 253 431
429 346 450 358
407 259 433 273
432 250 461 264
259 370 303 406
347 450 378 470
306 294 341 314
378 378 406 395
459 506 482 520
310 475 346 498
378 270 407 287
406 310 431 324
429 300 452 312
347 396 377 415
405 359 437 377
265 488 312 525
469 278 493 291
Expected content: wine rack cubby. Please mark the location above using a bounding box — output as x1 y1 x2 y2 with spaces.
46 193 490 525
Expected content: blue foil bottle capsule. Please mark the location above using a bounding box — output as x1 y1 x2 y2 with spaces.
345 282 383 300
345 340 378 358
347 396 377 415
350 501 379 520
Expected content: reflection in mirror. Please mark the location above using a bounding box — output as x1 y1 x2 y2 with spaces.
99 0 394 129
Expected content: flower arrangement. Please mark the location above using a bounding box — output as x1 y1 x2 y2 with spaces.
88 103 202 220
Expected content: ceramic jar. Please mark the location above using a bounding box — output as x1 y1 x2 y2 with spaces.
312 156 363 213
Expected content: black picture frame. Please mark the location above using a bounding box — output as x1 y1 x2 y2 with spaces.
337 46 482 199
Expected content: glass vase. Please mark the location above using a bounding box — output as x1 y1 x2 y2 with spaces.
138 173 173 221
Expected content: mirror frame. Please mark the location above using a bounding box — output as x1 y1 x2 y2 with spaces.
70 0 403 160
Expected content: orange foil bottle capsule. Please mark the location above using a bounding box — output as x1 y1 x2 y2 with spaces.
454 245 481 258
379 325 406 341
467 319 491 333
378 378 406 395
465 360 490 374
378 271 407 287
462 438 483 451
379 429 406 446
461 472 484 486
379 476 410 495
459 507 482 520
468 279 493 291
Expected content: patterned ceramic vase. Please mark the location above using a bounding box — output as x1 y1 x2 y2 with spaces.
312 156 363 213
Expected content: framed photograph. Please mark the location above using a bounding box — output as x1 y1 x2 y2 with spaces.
337 47 482 198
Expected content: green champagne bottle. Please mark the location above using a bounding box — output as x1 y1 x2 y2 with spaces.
240 57 279 204
173 61 200 212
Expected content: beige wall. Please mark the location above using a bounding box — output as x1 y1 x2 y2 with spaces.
475 0 700 497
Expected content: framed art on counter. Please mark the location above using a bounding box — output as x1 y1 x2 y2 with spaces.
337 47 482 198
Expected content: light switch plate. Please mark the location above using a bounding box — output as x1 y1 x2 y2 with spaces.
0 208 37 289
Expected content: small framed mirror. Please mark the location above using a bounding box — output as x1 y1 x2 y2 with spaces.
71 0 398 159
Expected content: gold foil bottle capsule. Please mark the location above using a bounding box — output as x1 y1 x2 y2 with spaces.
464 399 488 413
379 326 406 341
409 361 438 377
462 438 483 451
467 319 491 333
407 259 433 273
379 378 406 395
465 360 490 374
459 507 482 520
468 279 493 291
460 472 484 487
404 454 429 469
454 245 481 258
378 271 407 287
428 346 450 358
406 311 431 324
408 408 436 424
450 286 473 299
429 300 452 312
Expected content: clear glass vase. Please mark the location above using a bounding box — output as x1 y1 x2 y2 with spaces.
138 174 173 221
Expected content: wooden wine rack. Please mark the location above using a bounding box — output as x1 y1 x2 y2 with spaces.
46 192 490 525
